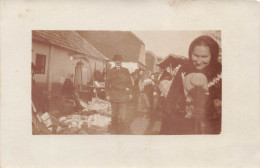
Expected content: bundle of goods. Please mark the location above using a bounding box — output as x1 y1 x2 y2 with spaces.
79 100 95 115
37 112 58 132
99 82 105 88
32 112 58 134
158 79 172 97
80 98 111 116
86 114 111 134
58 114 89 134
58 113 111 134
87 114 111 128
94 81 105 88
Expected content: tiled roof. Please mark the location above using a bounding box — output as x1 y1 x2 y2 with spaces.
77 31 144 62
32 31 108 60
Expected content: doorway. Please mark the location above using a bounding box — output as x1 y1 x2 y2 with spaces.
74 61 84 91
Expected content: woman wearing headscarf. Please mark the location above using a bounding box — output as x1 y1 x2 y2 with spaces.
60 74 83 112
160 35 222 134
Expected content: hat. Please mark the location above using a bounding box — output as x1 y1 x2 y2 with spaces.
183 73 208 92
112 55 123 61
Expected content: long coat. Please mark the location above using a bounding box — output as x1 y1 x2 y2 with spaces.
160 64 222 135
105 67 133 102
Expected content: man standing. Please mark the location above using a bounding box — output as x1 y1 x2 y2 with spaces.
105 55 133 134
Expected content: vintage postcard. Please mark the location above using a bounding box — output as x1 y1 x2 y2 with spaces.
1 0 260 168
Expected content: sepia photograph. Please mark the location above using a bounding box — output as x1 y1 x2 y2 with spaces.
31 30 222 135
2 0 260 167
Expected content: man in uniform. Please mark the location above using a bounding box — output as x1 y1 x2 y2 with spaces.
105 55 133 134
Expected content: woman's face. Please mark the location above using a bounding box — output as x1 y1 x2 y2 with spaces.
191 45 211 70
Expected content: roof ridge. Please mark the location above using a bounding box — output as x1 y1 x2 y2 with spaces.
32 30 108 60
74 31 108 60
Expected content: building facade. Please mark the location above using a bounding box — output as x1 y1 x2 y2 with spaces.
32 31 108 95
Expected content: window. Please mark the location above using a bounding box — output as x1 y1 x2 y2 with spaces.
35 54 46 74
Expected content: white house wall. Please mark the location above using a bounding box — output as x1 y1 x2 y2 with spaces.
32 41 50 83
50 47 77 84
32 41 107 92
50 47 106 85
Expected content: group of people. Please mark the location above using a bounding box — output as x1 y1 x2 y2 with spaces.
105 54 160 134
105 35 222 135
32 35 222 135
131 68 155 115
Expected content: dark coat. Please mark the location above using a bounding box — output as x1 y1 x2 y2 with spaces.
160 63 222 135
105 67 133 102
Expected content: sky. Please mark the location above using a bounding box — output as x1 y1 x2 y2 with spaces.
133 31 203 58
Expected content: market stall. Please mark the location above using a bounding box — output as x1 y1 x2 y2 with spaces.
57 97 112 134
34 97 112 135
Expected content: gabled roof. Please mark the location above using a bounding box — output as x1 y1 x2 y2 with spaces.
157 54 189 69
32 31 108 60
77 31 144 62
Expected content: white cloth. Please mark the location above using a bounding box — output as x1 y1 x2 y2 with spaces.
158 79 172 97
139 78 154 92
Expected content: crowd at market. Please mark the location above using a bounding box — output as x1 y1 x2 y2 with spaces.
32 35 222 135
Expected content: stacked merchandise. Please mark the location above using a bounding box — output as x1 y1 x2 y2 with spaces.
57 98 112 134
37 112 58 132
80 97 112 116
58 114 111 134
